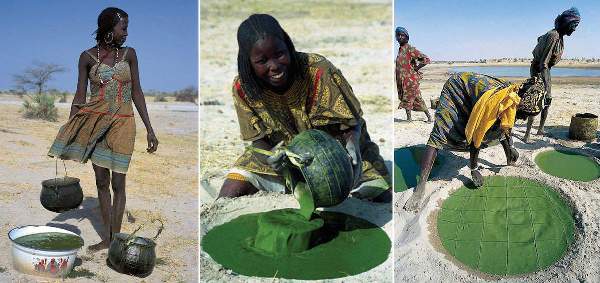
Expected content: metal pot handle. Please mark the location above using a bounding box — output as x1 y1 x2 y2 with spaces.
51 159 69 192
125 219 165 244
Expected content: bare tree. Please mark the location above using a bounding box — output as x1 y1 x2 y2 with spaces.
13 62 66 95
13 62 65 121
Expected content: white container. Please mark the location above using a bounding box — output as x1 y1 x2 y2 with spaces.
8 225 83 278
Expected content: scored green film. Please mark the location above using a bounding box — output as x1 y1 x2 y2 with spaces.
437 176 575 275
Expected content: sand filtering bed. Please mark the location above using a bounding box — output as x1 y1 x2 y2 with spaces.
201 208 390 280
436 176 575 275
535 149 600 182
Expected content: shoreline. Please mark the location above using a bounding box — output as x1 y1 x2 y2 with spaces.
431 62 600 69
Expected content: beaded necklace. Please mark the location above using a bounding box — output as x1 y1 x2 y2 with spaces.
96 45 119 85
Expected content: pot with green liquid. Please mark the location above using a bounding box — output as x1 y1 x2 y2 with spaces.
8 226 83 278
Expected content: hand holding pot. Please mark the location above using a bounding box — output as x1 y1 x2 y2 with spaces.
343 124 363 186
266 141 287 172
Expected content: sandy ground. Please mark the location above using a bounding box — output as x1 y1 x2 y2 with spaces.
0 94 198 282
394 64 600 282
199 0 394 282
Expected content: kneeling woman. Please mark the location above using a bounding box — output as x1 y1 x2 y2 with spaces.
219 14 390 202
404 72 546 212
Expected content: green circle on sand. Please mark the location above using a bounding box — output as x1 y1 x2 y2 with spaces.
535 149 600 181
202 209 390 280
437 176 575 276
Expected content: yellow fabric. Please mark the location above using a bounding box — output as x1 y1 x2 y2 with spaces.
226 172 247 182
465 84 521 148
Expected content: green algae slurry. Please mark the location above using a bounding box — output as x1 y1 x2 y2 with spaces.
201 209 390 279
437 176 575 276
14 232 84 251
535 149 600 182
201 130 391 279
252 209 323 255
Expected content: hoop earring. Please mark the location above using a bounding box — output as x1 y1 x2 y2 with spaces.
104 32 114 45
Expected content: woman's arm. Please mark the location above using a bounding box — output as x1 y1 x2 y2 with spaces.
535 32 559 90
69 52 90 119
128 47 159 153
412 47 430 71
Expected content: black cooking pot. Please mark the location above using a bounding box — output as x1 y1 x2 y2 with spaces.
107 219 164 278
40 176 83 213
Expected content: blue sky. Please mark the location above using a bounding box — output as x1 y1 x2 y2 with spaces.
394 0 599 61
0 0 197 92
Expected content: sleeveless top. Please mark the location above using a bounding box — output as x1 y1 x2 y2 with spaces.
84 47 134 116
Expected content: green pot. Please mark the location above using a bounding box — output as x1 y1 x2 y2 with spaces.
287 129 353 207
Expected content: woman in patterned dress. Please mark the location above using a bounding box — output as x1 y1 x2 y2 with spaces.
219 14 391 202
524 7 580 142
395 26 432 122
404 72 546 212
48 7 159 251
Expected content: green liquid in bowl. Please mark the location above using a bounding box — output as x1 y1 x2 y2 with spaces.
14 232 84 251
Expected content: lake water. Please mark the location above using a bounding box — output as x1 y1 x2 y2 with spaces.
450 66 600 77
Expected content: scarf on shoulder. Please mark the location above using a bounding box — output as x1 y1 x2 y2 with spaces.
465 84 521 148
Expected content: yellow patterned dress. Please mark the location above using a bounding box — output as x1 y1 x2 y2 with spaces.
231 52 389 189
48 48 136 174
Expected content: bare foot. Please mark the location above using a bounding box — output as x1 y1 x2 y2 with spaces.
87 240 110 252
536 129 545 136
471 169 484 187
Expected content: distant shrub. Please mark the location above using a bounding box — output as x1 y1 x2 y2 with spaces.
22 93 58 121
58 92 68 103
49 90 69 103
175 86 197 104
155 94 168 102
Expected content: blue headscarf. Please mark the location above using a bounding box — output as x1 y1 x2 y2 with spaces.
554 7 581 31
395 26 408 37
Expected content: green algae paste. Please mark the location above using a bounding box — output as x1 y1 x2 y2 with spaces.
253 209 323 255
14 232 84 251
535 149 600 181
202 209 390 279
437 176 575 276
394 145 445 192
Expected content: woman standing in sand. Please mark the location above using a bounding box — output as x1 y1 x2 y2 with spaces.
48 7 158 251
404 72 546 212
219 14 390 202
395 26 432 123
524 7 580 142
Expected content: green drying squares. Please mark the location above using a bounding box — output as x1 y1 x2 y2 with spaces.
507 198 529 210
438 209 461 223
455 241 480 269
507 211 532 225
437 176 575 276
462 211 484 223
508 242 537 274
485 197 507 211
479 242 508 275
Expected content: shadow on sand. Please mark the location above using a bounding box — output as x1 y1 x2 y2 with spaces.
46 197 104 243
